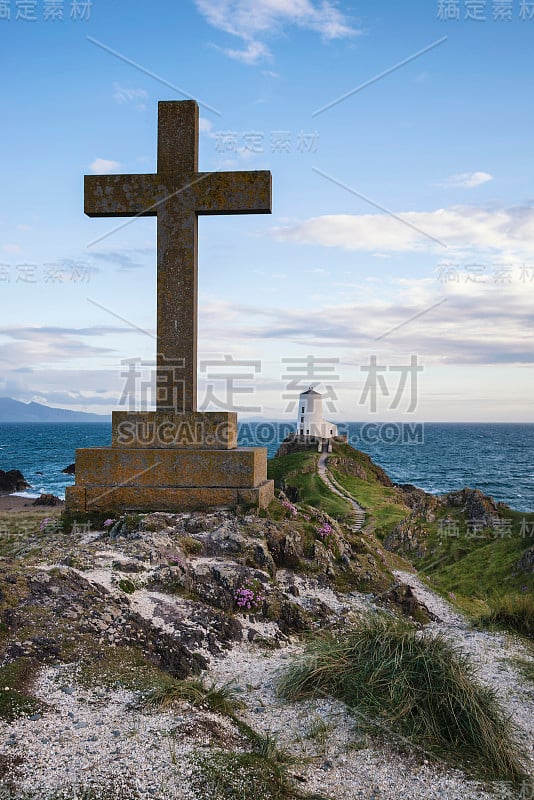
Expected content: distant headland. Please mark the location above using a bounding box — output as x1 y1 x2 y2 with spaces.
0 397 110 424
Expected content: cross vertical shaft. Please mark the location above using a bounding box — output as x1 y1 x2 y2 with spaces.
157 101 198 413
157 194 198 413
84 99 272 416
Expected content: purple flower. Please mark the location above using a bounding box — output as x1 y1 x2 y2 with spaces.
39 518 51 532
103 519 115 527
235 585 265 610
317 523 333 539
281 500 298 517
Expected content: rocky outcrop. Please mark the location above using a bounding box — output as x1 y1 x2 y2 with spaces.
516 545 534 574
327 456 367 481
385 487 511 560
62 464 76 475
0 566 208 676
0 469 29 495
442 488 504 526
0 503 405 686
274 437 320 458
379 582 439 624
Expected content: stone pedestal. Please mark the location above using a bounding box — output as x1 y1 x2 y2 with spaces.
65 411 274 513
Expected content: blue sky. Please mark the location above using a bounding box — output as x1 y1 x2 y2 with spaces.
1 0 533 422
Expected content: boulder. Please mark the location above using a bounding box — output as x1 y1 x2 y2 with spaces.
62 464 76 475
32 494 63 507
0 469 29 495
380 582 439 623
442 488 501 526
516 546 534 574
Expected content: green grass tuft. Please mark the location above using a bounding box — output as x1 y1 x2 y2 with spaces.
117 578 136 594
509 656 534 684
277 612 529 786
145 678 246 716
475 592 534 638
0 658 42 721
190 751 329 800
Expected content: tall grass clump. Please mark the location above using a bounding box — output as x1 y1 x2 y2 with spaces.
145 678 245 716
476 592 534 638
277 612 529 785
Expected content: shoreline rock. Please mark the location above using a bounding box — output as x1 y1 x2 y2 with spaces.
0 469 30 496
32 494 63 507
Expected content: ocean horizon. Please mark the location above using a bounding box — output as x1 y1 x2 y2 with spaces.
0 421 532 512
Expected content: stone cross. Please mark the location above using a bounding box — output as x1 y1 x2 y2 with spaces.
85 100 272 413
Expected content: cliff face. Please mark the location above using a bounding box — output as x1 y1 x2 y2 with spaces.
274 437 320 458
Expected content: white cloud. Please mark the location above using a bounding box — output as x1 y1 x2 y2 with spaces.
90 158 121 174
113 82 148 110
16 224 32 232
2 243 22 254
275 204 534 258
199 117 213 133
220 40 271 64
195 0 358 63
199 275 534 366
441 171 493 189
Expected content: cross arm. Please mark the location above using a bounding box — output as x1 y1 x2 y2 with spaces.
195 170 272 215
84 174 165 218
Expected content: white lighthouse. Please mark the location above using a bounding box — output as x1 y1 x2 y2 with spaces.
297 387 338 439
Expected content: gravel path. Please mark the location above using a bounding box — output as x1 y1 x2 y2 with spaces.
317 451 366 530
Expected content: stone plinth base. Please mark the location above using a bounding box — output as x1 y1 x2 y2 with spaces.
111 411 237 450
74 446 266 488
65 481 274 513
65 444 274 513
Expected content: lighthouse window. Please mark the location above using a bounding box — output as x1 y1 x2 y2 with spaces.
306 429 309 435
300 416 304 423
301 406 304 413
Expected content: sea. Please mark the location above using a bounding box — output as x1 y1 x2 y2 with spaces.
0 421 532 512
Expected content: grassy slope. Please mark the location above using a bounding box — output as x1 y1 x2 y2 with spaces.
268 442 534 622
328 443 410 538
267 450 352 519
413 505 534 604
